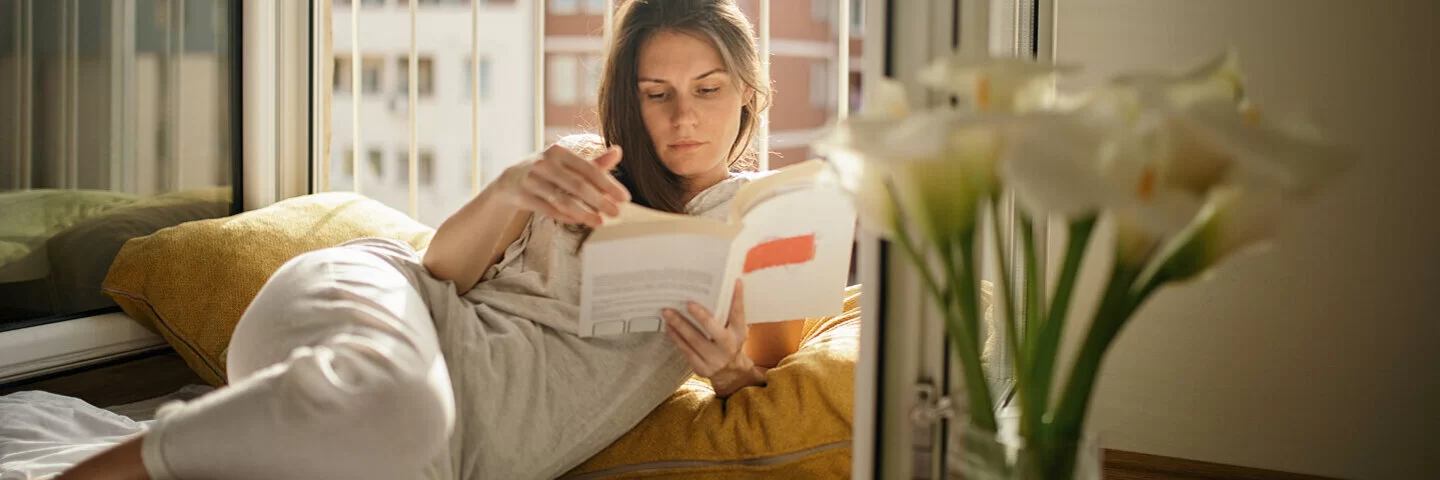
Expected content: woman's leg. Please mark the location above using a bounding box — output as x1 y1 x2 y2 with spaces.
137 246 455 480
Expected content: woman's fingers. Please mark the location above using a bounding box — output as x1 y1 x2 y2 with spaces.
516 189 590 226
519 174 601 226
663 308 724 363
537 148 618 217
665 327 714 376
685 301 732 348
580 146 632 202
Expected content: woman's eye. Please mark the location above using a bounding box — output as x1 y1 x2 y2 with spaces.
645 92 667 100
698 87 720 96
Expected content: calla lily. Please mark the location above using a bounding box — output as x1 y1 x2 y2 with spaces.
888 115 1006 244
1141 104 1350 284
1003 50 1253 265
1110 47 1246 113
814 77 913 238
918 52 1078 113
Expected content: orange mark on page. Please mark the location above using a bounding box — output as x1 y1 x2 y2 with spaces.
744 234 817 274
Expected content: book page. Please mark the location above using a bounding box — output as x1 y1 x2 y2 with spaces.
579 232 736 337
721 183 857 324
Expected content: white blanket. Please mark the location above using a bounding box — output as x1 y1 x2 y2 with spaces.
0 386 211 479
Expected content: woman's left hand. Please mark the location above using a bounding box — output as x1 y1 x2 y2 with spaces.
662 279 766 398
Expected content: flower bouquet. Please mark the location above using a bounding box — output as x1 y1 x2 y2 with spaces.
813 49 1349 479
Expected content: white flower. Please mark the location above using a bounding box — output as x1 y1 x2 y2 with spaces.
918 52 1078 113
1003 49 1255 265
814 77 912 238
889 115 1006 244
1109 47 1246 113
1145 105 1350 281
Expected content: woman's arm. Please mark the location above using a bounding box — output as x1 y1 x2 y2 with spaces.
423 145 629 294
56 436 148 480
422 190 531 295
743 319 806 369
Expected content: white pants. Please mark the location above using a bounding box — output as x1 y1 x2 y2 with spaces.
141 246 456 480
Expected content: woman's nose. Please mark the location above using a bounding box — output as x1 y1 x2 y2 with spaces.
670 95 699 129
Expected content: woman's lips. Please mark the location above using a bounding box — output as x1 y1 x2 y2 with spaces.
670 141 706 152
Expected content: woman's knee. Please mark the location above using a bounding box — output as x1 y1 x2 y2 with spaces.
229 246 432 380
282 339 455 465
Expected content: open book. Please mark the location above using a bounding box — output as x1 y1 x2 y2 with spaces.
578 159 857 337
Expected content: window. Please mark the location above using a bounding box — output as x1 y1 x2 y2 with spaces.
809 60 833 109
548 55 579 106
360 57 384 94
320 0 867 227
812 0 831 25
851 0 864 34
464 57 492 98
342 148 356 176
549 0 578 15
367 148 384 178
396 56 435 96
582 55 603 106
334 57 353 92
395 150 435 186
419 151 435 186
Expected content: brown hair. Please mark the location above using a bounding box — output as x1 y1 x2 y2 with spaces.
599 0 771 214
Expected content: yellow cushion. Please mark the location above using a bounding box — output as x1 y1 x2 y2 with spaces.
565 285 862 479
101 192 434 386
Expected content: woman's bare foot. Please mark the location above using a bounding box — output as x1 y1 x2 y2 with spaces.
55 435 151 480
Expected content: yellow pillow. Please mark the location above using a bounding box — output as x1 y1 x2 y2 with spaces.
565 285 862 479
101 192 434 386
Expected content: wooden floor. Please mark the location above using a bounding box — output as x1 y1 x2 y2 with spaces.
0 352 1332 479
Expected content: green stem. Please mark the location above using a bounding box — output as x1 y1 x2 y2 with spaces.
886 186 996 432
1018 212 1042 361
1023 215 1097 439
939 233 998 433
1049 262 1141 441
988 199 1025 405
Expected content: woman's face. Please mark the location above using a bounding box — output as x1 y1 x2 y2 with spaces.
636 30 750 183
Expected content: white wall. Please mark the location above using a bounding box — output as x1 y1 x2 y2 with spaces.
1051 1 1440 478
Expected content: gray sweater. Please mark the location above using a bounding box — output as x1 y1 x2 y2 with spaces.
389 168 758 478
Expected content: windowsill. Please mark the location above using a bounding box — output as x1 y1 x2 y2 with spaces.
0 312 165 384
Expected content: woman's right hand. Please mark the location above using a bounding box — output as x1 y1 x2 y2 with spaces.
493 144 631 227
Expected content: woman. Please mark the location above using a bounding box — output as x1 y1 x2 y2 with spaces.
61 1 798 479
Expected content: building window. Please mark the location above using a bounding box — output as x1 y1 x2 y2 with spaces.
464 57 492 98
342 148 356 176
582 0 606 15
419 150 435 186
812 0 831 25
549 0 578 15
367 148 384 178
548 54 579 106
810 60 833 109
361 57 384 94
397 56 435 96
582 54 602 106
851 0 865 33
334 56 352 93
395 149 436 186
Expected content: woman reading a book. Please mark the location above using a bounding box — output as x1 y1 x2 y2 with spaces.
62 1 807 479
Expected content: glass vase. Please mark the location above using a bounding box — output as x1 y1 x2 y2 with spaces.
946 416 1100 480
